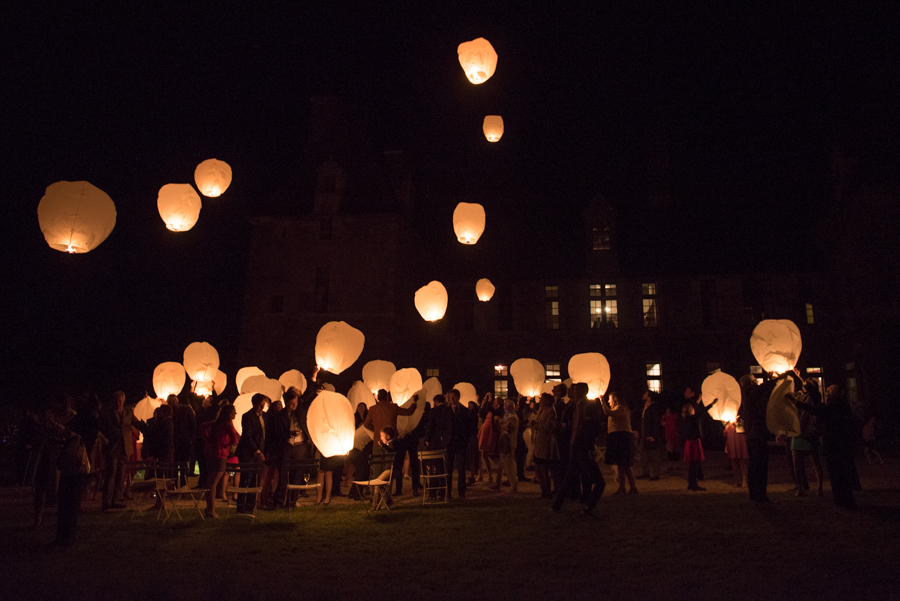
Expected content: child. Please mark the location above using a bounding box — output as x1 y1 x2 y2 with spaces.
682 398 716 491
724 417 748 488
661 406 681 473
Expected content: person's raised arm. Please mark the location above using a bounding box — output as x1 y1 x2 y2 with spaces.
398 394 418 416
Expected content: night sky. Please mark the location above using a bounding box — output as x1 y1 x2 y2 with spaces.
3 3 899 405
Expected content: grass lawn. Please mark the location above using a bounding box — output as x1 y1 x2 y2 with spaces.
2 451 899 601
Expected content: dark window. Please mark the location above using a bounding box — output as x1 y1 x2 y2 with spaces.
592 226 611 251
314 266 330 313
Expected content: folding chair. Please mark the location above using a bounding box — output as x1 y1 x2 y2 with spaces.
284 458 320 519
156 462 205 523
224 463 263 523
418 450 449 505
124 461 157 520
351 453 395 514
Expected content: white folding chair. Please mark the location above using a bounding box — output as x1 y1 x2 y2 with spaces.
224 463 263 524
418 450 449 505
284 458 321 519
125 461 157 520
351 453 395 514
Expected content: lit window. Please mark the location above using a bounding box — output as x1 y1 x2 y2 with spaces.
494 380 509 397
545 363 560 378
589 284 618 327
426 368 439 378
592 226 610 251
647 380 662 393
805 303 814 325
750 365 763 384
642 283 658 327
646 363 661 377
646 362 662 392
494 365 508 377
547 300 559 330
545 286 559 298
806 367 822 374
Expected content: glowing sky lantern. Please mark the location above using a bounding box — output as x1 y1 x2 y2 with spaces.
750 320 802 375
457 37 498 84
241 374 284 403
453 202 486 245
767 377 801 437
213 369 227 395
510 359 545 398
349 380 376 409
37 181 117 254
279 369 307 395
422 377 442 406
415 281 449 322
194 380 214 397
307 391 355 457
483 115 504 142
194 158 232 198
152 362 186 400
397 388 426 435
315 321 365 374
701 372 742 422
390 368 423 405
568 353 611 400
236 366 265 394
156 183 201 232
134 395 162 422
362 360 396 394
453 382 478 405
183 342 219 383
475 278 495 302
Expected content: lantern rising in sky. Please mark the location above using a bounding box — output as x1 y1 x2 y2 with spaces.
390 368 423 405
315 321 365 374
152 362 186 399
457 37 498 84
510 358 545 398
483 115 504 142
194 158 232 198
362 360 396 394
452 202 486 245
701 371 741 423
568 352 611 400
183 342 220 383
37 181 117 254
750 319 802 374
157 184 202 232
414 281 448 321
475 278 495 301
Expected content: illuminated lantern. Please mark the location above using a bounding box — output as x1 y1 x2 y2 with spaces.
453 382 478 405
241 375 284 402
415 281 449 322
541 381 561 395
452 202 486 245
750 319 802 374
457 37 498 85
134 395 162 422
194 380 214 397
349 380 376 409
194 158 232 198
213 370 227 395
279 370 307 395
568 353 611 400
236 366 265 394
390 368 423 405
397 389 426 435
422 377 442 406
475 278 495 302
183 342 219 382
315 321 365 374
322 383 336 392
156 184 201 232
37 181 117 254
152 362 186 400
483 116 504 142
307 391 355 457
767 377 801 437
701 372 741 422
510 359 545 398
362 360 396 394
354 425 374 451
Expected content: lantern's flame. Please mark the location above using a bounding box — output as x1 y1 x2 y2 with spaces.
208 184 221 197
65 244 75 253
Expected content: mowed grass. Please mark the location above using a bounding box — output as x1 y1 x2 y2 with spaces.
2 452 899 601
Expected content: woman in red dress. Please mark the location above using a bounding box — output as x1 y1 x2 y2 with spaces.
202 403 239 518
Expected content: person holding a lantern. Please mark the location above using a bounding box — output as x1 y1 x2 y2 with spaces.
739 373 780 504
363 389 417 505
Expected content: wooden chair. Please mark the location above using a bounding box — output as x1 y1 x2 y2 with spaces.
224 463 264 524
154 462 205 523
123 461 157 520
283 458 321 519
418 450 449 505
350 453 395 514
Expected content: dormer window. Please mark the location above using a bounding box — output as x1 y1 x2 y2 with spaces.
592 226 610 251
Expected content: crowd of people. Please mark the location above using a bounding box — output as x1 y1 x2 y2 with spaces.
22 364 871 545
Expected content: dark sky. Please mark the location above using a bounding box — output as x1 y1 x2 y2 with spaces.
3 3 899 404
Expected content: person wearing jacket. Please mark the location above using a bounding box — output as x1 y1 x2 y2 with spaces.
638 390 665 480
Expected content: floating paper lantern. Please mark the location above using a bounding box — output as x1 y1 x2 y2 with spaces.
348 380 376 409
701 372 741 422
134 395 162 422
194 158 232 198
476 278 495 302
453 382 478 405
213 370 227 395
390 368 423 405
307 391 355 457
194 380 214 397
362 360 396 394
415 281 449 322
315 321 365 374
37 181 117 253
457 37 498 85
236 367 265 394
183 342 220 382
397 389 426 435
241 375 284 402
422 377 443 406
157 184 201 232
750 320 802 374
452 202 486 245
767 377 801 437
568 353 611 400
152 362 186 400
279 370 307 395
483 116 504 142
233 393 267 435
510 359 545 398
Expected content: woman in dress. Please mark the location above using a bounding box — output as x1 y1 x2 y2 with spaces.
202 402 239 518
601 392 638 496
724 417 748 487
531 393 559 499
476 392 502 483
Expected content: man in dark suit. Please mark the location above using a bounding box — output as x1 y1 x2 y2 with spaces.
638 390 665 480
424 394 453 497
235 393 268 513
446 389 473 500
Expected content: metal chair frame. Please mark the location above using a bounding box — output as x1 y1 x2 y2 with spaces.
224 462 264 524
418 450 449 505
351 453 396 514
283 458 321 519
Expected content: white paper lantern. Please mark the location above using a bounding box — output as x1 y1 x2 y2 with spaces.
422 377 443 405
322 383 335 392
152 362 186 400
457 37 498 85
452 202 486 245
541 380 561 396
475 278 495 302
157 183 202 232
213 369 227 395
750 319 802 374
483 115 504 142
510 358 545 398
362 360 396 394
453 382 478 405
183 342 220 382
194 380 214 397
568 353 611 400
233 393 261 436
390 368 423 405
397 389 426 435
415 281 449 322
236 366 265 394
315 321 365 374
349 380 376 409
701 372 741 422
134 395 162 422
767 377 801 437
279 369 308 395
353 424 374 451
37 181 117 254
307 391 355 457
194 158 232 198
241 375 283 402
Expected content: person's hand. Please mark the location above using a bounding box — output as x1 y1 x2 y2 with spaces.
312 366 320 382
412 393 419 403
711 398 718 406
